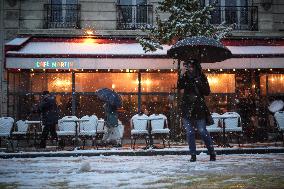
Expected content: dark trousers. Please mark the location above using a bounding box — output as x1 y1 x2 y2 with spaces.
182 117 215 155
40 124 57 147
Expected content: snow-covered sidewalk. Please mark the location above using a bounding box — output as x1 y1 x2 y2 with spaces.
1 145 284 159
0 153 283 189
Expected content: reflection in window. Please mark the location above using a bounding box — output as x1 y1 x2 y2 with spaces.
260 74 284 95
206 74 235 93
141 73 177 92
76 73 138 92
30 73 72 92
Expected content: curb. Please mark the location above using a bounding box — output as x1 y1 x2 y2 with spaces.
1 148 284 159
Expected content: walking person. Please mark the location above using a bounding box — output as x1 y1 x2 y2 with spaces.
38 91 59 148
178 60 216 162
102 103 121 146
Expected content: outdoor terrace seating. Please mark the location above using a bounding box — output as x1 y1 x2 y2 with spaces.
0 117 14 151
207 112 223 145
79 115 98 149
149 114 170 148
57 116 77 147
130 114 149 149
12 120 30 147
274 111 284 145
223 112 243 146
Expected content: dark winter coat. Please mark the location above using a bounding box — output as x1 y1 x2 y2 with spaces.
38 95 59 125
104 103 118 128
178 72 211 120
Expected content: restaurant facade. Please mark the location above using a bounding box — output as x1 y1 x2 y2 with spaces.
1 0 284 140
4 36 284 139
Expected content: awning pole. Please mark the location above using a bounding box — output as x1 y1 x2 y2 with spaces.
71 71 76 116
138 71 141 113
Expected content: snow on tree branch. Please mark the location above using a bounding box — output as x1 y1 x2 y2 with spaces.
138 0 233 52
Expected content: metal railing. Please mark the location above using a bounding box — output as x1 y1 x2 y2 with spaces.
211 6 258 31
44 4 81 29
116 5 153 30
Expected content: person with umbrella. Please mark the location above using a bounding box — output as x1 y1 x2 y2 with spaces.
95 88 122 146
178 60 216 162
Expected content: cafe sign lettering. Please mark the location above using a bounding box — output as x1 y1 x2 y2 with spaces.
35 61 74 69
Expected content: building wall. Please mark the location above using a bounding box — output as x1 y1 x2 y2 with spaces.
0 0 3 116
1 0 284 116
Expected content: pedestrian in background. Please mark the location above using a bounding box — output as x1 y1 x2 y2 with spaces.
38 91 59 148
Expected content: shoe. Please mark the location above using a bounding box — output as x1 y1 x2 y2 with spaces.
190 155 196 162
210 153 216 161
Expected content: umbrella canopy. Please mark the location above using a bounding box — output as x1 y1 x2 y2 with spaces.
95 88 122 108
167 36 232 63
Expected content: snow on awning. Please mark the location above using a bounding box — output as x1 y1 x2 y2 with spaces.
5 38 284 69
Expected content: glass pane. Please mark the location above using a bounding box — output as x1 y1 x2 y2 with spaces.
56 94 73 117
75 73 138 92
51 0 62 4
141 95 172 115
141 73 177 92
206 94 236 114
75 95 105 118
206 74 235 93
119 0 133 5
30 73 72 92
209 0 221 24
260 74 267 95
66 0 77 4
267 74 284 94
136 0 147 5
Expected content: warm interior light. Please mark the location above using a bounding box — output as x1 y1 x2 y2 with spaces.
85 30 94 35
207 74 235 93
144 79 152 85
83 38 96 44
112 84 116 89
51 78 72 91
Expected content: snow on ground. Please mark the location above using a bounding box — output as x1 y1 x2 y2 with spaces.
0 153 284 189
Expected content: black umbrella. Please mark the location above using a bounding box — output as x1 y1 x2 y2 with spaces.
95 88 122 108
167 36 232 63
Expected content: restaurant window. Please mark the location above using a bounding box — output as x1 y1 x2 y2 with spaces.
75 73 138 92
260 74 284 95
30 73 72 93
206 74 235 93
141 73 177 93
